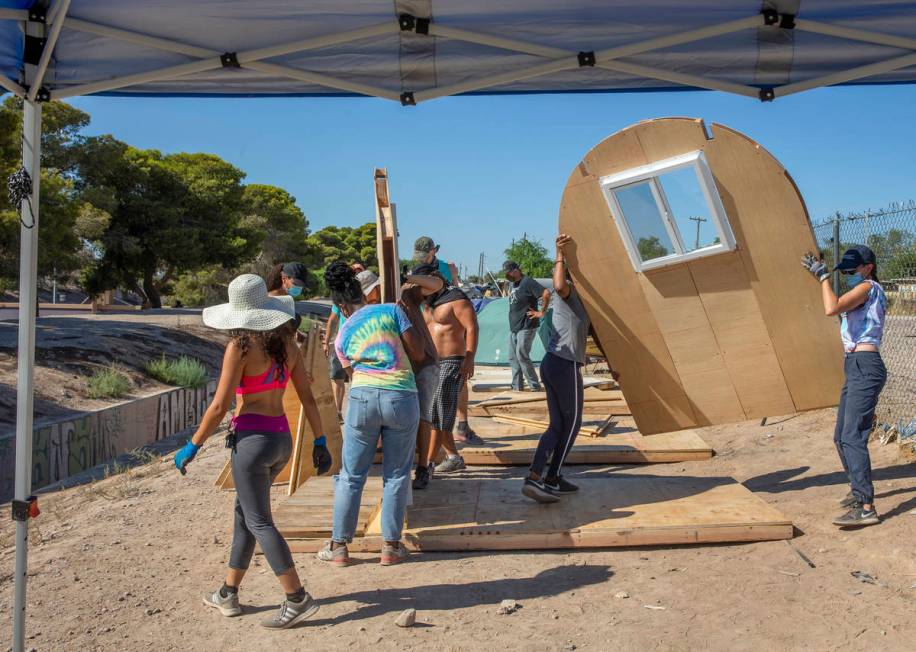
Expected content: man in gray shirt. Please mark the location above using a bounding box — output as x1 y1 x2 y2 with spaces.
503 260 551 391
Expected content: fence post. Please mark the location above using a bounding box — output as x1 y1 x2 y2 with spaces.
832 214 841 295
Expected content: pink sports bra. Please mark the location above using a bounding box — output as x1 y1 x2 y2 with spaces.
236 362 289 395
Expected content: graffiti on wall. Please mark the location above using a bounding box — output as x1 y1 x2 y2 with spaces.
0 381 215 503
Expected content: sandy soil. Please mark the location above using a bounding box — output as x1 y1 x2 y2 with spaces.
0 311 228 432
1 404 914 652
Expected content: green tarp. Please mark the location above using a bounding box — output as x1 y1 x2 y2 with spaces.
474 298 552 366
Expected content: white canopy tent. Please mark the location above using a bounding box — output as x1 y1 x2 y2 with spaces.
3 1 916 649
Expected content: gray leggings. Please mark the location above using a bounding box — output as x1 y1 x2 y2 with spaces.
229 430 294 575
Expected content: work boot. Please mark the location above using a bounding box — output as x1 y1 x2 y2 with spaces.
412 465 431 490
436 455 466 473
259 593 319 629
833 504 880 528
202 588 241 617
545 475 579 494
522 477 561 503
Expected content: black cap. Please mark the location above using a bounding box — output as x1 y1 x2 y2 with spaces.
502 260 520 273
832 245 876 272
282 262 308 286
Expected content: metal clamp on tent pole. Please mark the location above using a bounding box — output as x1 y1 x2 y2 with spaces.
220 52 240 68
24 5 47 66
759 87 776 102
11 496 39 522
398 13 430 35
22 85 50 101
761 8 796 29
400 91 416 106
578 51 596 67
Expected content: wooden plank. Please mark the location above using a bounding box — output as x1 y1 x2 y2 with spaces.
459 417 713 465
274 474 382 539
279 473 791 552
374 167 401 303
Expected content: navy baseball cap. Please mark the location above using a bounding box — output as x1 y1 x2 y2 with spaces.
282 262 308 286
502 260 520 273
832 245 876 272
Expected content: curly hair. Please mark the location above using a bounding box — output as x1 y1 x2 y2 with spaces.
324 260 364 306
265 264 284 293
230 321 296 374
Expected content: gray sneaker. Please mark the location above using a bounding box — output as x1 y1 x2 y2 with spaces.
260 593 320 629
202 588 241 617
315 540 350 567
833 505 880 528
436 455 466 473
380 541 410 566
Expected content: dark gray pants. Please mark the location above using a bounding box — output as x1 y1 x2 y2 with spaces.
229 430 294 575
834 352 887 505
531 352 583 479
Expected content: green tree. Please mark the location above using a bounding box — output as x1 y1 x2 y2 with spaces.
0 98 89 290
76 138 258 308
239 184 312 277
503 234 552 278
637 235 669 261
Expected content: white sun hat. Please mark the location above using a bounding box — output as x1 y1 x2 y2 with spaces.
356 270 381 296
202 274 296 331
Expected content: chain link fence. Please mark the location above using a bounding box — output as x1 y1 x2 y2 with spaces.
811 203 916 445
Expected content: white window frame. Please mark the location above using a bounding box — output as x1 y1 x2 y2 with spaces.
599 150 736 272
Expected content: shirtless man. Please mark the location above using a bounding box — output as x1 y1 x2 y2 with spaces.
413 263 479 478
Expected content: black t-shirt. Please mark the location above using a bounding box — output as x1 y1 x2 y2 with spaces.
508 276 544 333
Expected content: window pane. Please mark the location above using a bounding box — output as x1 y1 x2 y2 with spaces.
657 166 719 253
613 182 674 262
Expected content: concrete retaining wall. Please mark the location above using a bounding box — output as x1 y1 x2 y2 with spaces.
0 382 216 503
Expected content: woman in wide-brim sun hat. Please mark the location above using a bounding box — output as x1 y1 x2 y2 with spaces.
175 273 331 630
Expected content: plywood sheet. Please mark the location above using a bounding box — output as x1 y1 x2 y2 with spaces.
279 472 792 552
215 324 342 494
274 474 381 539
558 117 843 434
459 417 712 465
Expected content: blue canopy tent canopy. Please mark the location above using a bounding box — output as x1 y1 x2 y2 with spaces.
4 1 916 649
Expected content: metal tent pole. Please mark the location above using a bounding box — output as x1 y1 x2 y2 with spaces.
12 99 42 652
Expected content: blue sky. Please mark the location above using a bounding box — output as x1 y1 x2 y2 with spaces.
69 84 916 277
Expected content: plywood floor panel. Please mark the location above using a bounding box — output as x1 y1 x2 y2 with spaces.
278 472 792 552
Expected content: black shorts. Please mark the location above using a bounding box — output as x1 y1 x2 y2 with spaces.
328 352 348 381
431 356 464 432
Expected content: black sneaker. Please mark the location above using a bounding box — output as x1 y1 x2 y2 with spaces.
840 491 857 509
833 505 880 528
412 465 431 490
545 476 579 494
522 478 561 503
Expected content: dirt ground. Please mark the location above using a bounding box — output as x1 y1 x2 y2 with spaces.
0 311 228 432
1 403 914 652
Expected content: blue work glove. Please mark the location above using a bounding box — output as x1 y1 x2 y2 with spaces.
801 252 830 282
175 441 201 475
312 436 332 475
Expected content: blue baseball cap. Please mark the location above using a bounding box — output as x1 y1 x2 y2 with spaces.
832 245 876 272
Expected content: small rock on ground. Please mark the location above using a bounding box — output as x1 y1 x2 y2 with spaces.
395 608 416 628
614 591 630 599
497 599 518 615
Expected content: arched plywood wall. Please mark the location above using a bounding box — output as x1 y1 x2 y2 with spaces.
559 118 844 435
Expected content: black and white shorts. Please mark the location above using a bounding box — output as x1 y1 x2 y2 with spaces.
431 355 464 432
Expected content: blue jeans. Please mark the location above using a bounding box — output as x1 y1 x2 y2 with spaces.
834 351 887 504
332 386 419 543
509 328 540 391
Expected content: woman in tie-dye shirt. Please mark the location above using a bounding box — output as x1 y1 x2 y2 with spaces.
317 262 424 568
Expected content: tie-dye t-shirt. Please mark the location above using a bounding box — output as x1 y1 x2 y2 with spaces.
334 304 416 391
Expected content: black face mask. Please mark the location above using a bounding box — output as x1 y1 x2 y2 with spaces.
425 287 447 306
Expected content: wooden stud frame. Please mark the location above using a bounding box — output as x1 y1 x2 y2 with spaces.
600 151 736 273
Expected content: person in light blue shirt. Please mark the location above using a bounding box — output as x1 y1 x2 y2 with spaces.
801 245 887 529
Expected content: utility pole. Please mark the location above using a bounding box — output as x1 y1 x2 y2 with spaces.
478 252 485 280
688 215 707 250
